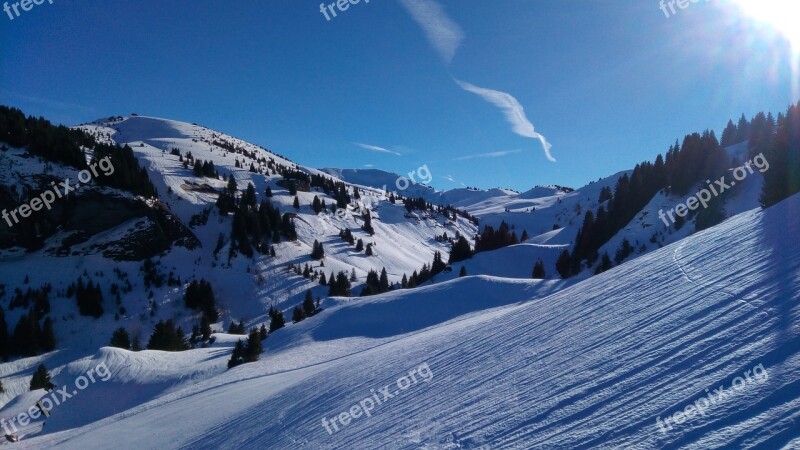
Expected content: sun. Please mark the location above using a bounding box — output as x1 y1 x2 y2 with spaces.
733 0 800 51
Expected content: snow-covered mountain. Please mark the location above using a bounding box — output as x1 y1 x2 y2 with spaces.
0 113 797 449
15 182 800 450
319 167 439 202
0 114 479 424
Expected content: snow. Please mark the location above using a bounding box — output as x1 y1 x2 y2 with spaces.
319 168 437 201
13 192 800 449
1 115 797 448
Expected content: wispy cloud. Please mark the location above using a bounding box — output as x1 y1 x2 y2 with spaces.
453 149 522 161
454 79 556 162
353 142 402 156
364 164 374 167
398 0 464 65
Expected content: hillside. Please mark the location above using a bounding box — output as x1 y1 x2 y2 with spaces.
16 188 800 450
0 110 797 449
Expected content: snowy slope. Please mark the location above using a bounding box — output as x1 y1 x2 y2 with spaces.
16 193 800 449
0 115 479 420
74 115 479 311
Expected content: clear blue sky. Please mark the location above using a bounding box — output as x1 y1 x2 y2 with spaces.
0 0 796 191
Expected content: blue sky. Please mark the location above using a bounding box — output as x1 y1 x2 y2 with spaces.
0 0 796 191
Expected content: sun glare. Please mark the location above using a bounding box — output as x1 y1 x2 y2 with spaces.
733 0 800 52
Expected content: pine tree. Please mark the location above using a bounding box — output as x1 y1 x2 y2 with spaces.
431 251 446 275
361 269 380 296
312 195 322 214
76 278 104 318
227 340 246 369
311 240 325 260
379 268 390 292
328 271 352 297
243 183 257 208
259 324 268 340
201 315 213 340
532 259 546 279
292 306 306 323
193 160 203 177
228 321 246 334
614 238 634 265
303 290 316 316
244 328 263 362
147 320 189 351
293 196 300 210
228 328 263 369
598 186 612 204
449 236 472 264
268 306 285 332
355 239 364 252
319 272 327 285
556 250 572 279
265 186 273 197
365 244 374 256
227 176 238 195
520 230 529 242
30 364 54 391
721 119 738 147
110 327 131 349
184 279 219 322
595 252 613 274
459 266 467 277
362 210 375 235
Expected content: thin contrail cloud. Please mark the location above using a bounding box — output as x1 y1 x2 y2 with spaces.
454 79 556 162
453 149 523 161
397 1 556 162
353 142 402 156
398 0 464 65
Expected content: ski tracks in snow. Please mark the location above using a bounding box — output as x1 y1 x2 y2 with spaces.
673 240 756 310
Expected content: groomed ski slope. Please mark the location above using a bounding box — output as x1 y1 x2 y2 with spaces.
18 196 800 449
